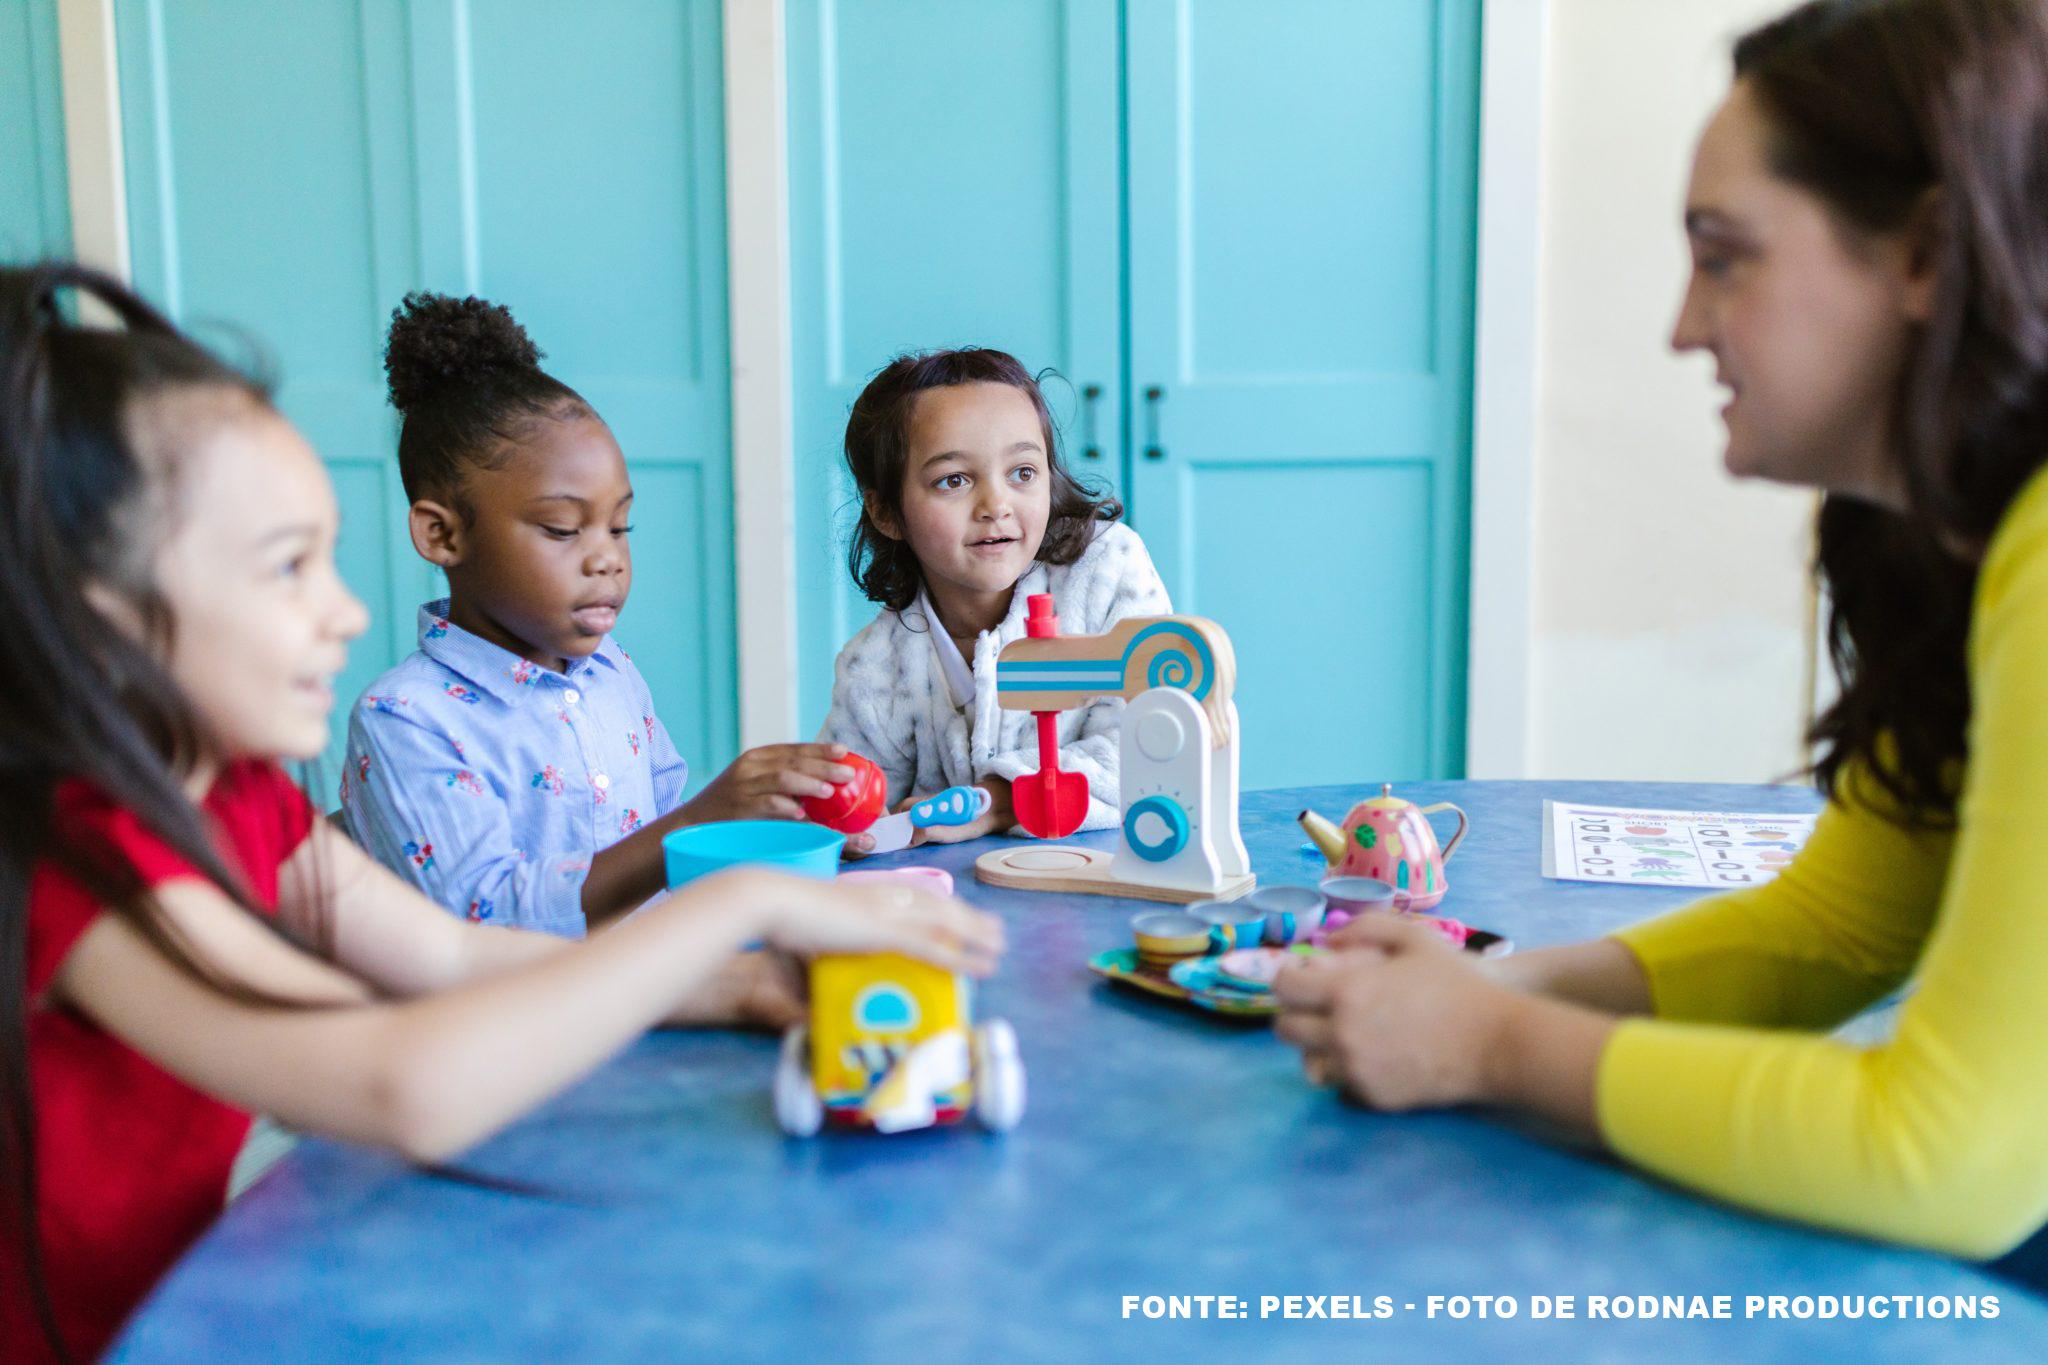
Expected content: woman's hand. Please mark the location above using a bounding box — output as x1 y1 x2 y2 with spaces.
684 742 857 822
1273 913 1517 1109
1275 913 1617 1133
753 872 1005 977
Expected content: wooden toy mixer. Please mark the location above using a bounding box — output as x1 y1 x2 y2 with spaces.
974 594 1255 903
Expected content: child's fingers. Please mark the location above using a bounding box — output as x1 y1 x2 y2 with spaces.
786 755 858 786
762 768 838 800
841 831 876 857
754 794 807 820
878 894 1006 975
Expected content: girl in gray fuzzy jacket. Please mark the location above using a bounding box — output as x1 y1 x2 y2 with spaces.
819 348 1171 854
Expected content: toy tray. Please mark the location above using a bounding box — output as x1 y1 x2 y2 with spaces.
1086 948 1277 1018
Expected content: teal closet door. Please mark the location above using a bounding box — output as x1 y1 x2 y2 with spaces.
1124 0 1479 787
114 0 736 785
786 0 1123 734
0 0 70 262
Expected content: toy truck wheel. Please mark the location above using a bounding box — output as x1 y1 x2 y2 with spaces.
972 1018 1026 1131
773 1026 823 1137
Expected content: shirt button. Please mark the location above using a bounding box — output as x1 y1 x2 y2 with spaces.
563 688 581 705
592 773 610 790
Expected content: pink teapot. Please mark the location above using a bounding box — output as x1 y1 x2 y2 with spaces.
1298 784 1469 912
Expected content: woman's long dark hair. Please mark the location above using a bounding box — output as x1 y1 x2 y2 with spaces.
1735 0 2048 823
843 348 1123 613
0 262 314 1361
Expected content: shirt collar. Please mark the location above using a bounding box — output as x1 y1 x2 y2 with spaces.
416 598 623 704
913 587 976 711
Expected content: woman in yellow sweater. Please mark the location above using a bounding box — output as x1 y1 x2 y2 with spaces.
1274 0 2048 1284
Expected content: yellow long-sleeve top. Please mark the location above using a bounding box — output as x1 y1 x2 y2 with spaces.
1598 470 2048 1259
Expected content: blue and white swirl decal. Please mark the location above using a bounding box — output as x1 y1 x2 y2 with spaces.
997 621 1215 701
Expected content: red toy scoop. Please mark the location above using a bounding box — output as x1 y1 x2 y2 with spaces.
1010 595 1090 839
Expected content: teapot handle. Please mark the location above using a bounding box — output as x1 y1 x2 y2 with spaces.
1419 802 1469 862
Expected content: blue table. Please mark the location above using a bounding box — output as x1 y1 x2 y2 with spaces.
113 782 2048 1362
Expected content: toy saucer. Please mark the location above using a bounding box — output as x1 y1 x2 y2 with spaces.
1087 948 1276 1018
1211 945 1324 991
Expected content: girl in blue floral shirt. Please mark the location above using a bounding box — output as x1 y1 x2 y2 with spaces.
345 295 855 935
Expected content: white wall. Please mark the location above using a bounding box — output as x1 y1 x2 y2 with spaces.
1525 0 1817 783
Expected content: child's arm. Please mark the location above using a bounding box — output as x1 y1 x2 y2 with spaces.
571 743 860 922
344 703 591 935
628 674 857 826
54 867 1002 1163
816 627 924 853
282 821 802 1028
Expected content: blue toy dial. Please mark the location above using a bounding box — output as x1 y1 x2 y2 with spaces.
1124 795 1190 862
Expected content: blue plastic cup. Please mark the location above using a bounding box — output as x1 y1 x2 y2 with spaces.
1186 898 1266 954
662 820 846 889
1245 885 1328 945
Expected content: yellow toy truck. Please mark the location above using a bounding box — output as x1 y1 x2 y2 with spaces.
773 953 1025 1136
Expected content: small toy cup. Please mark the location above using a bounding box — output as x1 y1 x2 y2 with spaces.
1245 885 1328 945
1131 910 1212 969
663 820 846 889
838 866 956 896
1319 875 1396 930
1185 899 1266 954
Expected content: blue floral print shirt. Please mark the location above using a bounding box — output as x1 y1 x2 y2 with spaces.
341 600 689 938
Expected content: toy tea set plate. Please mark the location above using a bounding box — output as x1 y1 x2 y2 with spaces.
1085 946 1301 1017
1089 879 1511 1018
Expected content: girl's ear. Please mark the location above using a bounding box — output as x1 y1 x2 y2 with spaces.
408 498 467 567
1900 186 1944 323
863 490 902 540
82 579 147 640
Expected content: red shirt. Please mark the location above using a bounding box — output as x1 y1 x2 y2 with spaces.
4 762 312 1363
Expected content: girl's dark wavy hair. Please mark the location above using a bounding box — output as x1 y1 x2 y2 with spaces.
0 262 344 1361
383 291 592 515
1735 0 2048 825
843 348 1123 612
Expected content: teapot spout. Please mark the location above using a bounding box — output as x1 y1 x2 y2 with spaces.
1297 809 1346 867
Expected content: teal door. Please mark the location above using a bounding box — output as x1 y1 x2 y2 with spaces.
1125 0 1478 786
113 0 737 784
786 0 1124 731
788 0 1479 787
0 0 69 262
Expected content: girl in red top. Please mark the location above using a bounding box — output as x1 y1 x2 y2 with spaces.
0 263 1006 1363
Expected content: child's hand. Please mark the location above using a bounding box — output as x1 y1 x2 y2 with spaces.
914 778 1012 846
841 780 1010 857
685 743 857 823
840 794 926 859
661 948 806 1032
759 874 1005 977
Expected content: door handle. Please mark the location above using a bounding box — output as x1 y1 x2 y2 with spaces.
1143 385 1165 460
1081 384 1103 459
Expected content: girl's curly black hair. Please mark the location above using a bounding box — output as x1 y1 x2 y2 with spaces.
382 292 592 515
842 347 1123 613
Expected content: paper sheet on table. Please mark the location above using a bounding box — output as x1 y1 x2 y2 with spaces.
1540 801 1819 889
